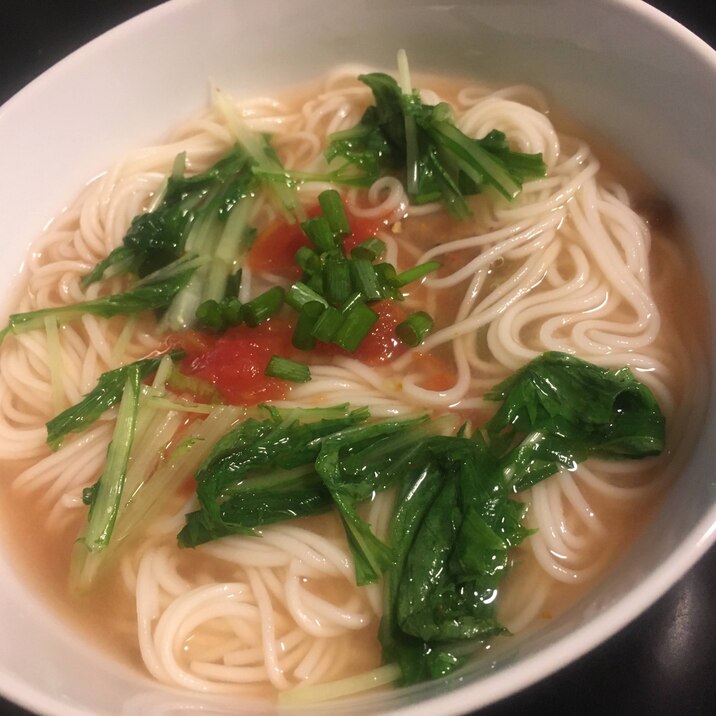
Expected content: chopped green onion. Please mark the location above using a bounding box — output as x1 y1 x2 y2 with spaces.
241 286 285 326
286 282 328 311
350 257 384 302
351 237 386 261
374 263 402 300
295 246 321 276
223 296 242 325
292 301 324 350
324 251 352 306
393 260 441 288
306 272 325 296
334 301 378 352
396 311 434 347
265 355 311 383
196 295 243 332
302 216 337 252
318 189 351 237
311 306 343 343
341 291 364 314
195 299 224 331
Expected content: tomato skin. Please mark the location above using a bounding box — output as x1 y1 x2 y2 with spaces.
173 320 294 405
168 330 213 356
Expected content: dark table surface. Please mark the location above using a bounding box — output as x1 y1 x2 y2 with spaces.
1 2 714 715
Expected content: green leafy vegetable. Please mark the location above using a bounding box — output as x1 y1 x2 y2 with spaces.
0 269 195 346
72 365 141 581
179 405 369 546
171 350 664 684
80 138 276 332
212 87 302 219
46 351 183 450
178 406 447 585
83 147 256 285
379 434 529 684
379 352 665 684
71 399 244 591
166 366 222 403
484 351 666 491
312 415 437 584
326 58 547 217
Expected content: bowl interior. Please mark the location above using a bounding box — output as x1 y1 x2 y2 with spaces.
0 1 715 714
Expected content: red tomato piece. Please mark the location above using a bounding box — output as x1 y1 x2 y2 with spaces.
352 300 409 364
247 219 312 280
174 320 294 405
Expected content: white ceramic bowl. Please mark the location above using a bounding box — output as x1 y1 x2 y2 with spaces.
1 1 715 714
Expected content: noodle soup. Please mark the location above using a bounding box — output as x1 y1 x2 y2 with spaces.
0 64 708 704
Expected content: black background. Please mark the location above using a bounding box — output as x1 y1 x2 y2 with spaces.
0 2 714 715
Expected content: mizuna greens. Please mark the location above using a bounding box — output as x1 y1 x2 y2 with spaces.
82 147 257 286
45 351 183 450
57 349 664 670
168 351 664 684
485 351 666 492
68 354 243 591
325 52 547 218
379 353 665 683
1 133 288 345
82 145 261 332
178 406 445 585
0 266 195 346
